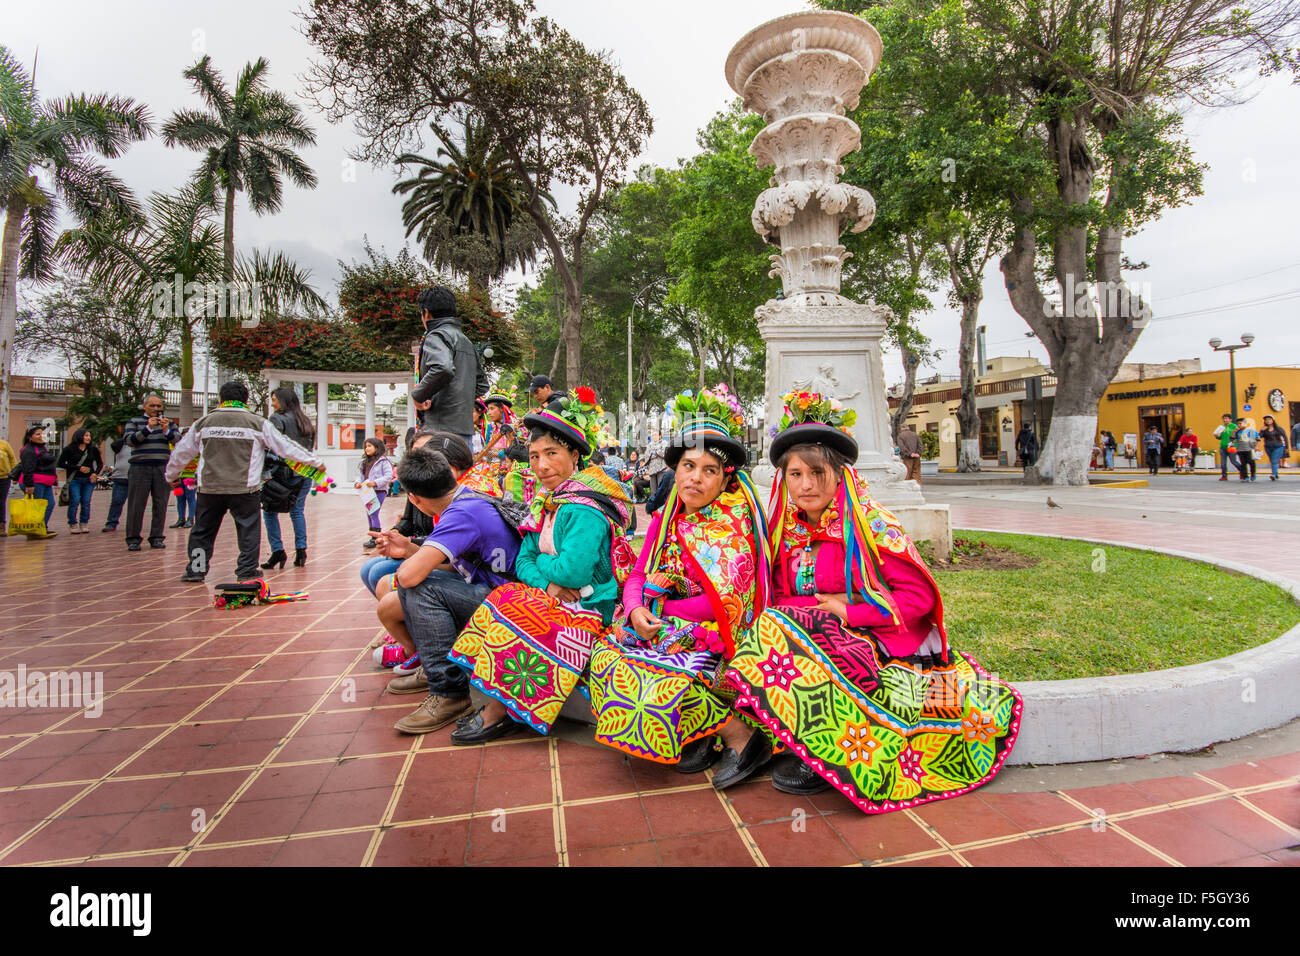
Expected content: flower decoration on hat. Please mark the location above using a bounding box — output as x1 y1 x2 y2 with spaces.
671 383 746 439
556 385 605 454
777 390 857 436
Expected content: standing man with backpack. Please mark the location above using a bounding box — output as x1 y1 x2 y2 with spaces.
166 381 325 584
410 286 488 445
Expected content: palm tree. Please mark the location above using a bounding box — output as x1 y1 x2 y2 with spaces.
392 119 549 302
161 55 318 368
56 181 327 424
0 45 152 436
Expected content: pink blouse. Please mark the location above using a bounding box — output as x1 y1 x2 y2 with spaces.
621 511 715 622
773 538 936 657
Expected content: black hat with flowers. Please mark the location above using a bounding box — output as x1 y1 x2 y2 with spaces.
769 390 860 465
521 386 602 458
663 385 749 472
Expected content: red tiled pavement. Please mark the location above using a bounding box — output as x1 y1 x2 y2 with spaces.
0 492 1296 866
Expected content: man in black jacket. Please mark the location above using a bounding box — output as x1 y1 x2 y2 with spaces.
527 374 568 414
1015 424 1039 469
410 286 487 442
123 393 180 551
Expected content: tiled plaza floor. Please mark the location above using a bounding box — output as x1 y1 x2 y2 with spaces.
1 492 1296 866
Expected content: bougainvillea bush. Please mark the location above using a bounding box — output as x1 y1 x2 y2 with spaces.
209 313 412 374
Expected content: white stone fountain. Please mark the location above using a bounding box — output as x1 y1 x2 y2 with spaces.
728 10 951 551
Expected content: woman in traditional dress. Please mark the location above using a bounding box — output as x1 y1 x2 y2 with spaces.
587 388 775 790
724 391 1022 813
448 389 632 744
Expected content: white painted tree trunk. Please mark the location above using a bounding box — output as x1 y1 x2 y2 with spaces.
0 199 26 444
958 438 982 472
1037 414 1096 485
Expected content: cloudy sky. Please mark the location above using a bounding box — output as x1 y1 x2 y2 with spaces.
9 0 1299 386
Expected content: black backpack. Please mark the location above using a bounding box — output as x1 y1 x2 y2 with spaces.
260 460 301 513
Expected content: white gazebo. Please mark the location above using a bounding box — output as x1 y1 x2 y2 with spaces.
260 368 416 488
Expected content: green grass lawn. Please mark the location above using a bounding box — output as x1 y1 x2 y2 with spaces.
935 531 1300 681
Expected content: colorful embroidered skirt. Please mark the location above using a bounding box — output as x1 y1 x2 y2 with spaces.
449 582 606 734
587 629 734 764
726 607 1022 814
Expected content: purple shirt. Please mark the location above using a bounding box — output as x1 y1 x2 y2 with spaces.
422 489 520 588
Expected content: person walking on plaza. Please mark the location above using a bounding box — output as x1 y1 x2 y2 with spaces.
123 394 179 551
1015 423 1039 470
166 381 325 584
1233 418 1259 482
0 436 16 534
410 285 487 443
17 425 59 535
1102 430 1118 470
262 387 317 568
643 431 668 496
1142 425 1165 475
56 428 103 534
897 423 923 482
171 438 197 529
356 437 394 548
101 425 133 532
1214 413 1238 481
1260 415 1289 481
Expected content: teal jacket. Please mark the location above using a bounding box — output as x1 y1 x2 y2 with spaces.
516 504 616 624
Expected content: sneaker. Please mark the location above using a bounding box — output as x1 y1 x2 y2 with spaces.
127 542 141 551
180 572 206 583
393 694 472 735
149 539 166 549
386 666 427 695
372 643 411 668
102 525 117 532
392 653 421 676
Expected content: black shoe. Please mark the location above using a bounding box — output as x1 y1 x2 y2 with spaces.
711 730 773 791
180 572 206 583
362 536 378 549
236 573 263 583
293 548 307 567
261 550 287 570
127 542 141 552
169 518 186 528
449 707 520 746
149 539 166 549
101 525 117 532
770 754 832 795
676 736 722 774
183 518 193 528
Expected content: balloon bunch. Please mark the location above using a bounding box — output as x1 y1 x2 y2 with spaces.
309 477 336 496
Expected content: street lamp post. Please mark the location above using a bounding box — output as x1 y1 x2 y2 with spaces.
1208 334 1255 420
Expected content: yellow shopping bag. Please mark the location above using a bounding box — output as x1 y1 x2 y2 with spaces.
8 491 48 537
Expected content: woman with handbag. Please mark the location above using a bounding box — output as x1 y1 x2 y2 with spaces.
262 387 317 568
56 428 103 533
17 425 59 537
0 437 16 535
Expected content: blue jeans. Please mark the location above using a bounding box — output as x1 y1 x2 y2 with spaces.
26 484 55 525
177 484 197 522
66 476 94 526
264 477 310 551
398 569 488 698
1266 445 1286 478
1104 448 1114 469
360 556 402 596
104 480 129 528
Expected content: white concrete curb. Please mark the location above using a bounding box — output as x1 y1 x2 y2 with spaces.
957 528 1300 765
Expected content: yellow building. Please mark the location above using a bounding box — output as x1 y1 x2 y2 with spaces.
1097 365 1300 467
893 359 1300 468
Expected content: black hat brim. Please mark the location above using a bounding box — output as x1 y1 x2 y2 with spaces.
522 412 590 457
770 423 859 467
664 434 748 471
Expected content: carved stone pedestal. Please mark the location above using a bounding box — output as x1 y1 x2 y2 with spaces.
728 10 939 528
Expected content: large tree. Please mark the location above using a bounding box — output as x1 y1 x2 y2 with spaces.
56 181 327 424
161 54 318 363
967 0 1297 482
0 45 151 441
392 118 548 302
301 0 652 387
16 277 177 440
